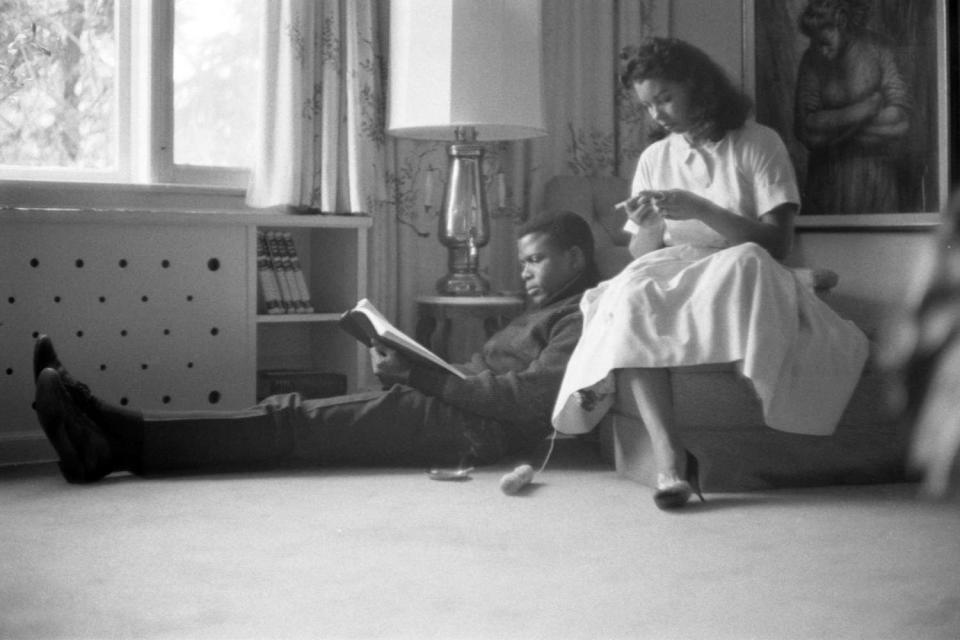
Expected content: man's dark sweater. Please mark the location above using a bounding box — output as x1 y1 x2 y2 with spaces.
409 270 596 447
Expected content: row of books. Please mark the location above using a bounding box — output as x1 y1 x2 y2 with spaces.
257 231 315 314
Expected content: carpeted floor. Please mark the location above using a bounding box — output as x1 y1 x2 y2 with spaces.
2 445 959 640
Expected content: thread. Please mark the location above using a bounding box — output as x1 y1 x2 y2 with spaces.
536 428 558 474
499 429 559 495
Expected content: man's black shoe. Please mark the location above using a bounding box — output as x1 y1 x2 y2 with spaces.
33 334 66 381
33 334 102 416
34 368 114 484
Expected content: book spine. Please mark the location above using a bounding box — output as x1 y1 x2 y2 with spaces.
281 231 315 314
277 231 307 313
256 231 284 315
265 231 299 313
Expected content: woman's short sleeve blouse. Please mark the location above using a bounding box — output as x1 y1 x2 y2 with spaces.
631 120 800 248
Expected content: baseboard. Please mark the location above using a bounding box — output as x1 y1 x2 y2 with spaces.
0 432 54 467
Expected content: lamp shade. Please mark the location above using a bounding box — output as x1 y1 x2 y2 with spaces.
388 0 546 141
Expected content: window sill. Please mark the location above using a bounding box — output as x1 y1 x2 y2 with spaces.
1 205 373 228
0 179 252 213
0 180 373 227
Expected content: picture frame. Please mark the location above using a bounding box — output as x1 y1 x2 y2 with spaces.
742 0 949 229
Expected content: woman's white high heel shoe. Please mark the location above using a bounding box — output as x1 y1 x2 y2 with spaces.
653 450 704 510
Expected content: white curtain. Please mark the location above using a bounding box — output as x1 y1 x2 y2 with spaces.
536 0 667 182
246 0 398 316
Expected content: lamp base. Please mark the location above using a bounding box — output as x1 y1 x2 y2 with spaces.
437 242 490 296
436 270 490 296
436 242 489 296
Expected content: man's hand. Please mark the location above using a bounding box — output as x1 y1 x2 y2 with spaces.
370 342 412 386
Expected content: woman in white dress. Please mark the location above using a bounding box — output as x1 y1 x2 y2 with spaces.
552 38 869 509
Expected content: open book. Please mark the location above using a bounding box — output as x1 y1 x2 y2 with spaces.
338 298 466 379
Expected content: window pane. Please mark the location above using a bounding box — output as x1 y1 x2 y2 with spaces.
173 0 260 168
0 0 116 170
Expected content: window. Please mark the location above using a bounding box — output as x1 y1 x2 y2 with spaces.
0 0 261 190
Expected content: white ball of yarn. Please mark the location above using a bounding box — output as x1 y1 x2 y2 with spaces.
499 464 535 495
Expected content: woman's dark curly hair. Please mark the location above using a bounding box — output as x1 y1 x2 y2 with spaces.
619 38 752 140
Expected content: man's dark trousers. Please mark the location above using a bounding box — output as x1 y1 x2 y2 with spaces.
136 386 509 475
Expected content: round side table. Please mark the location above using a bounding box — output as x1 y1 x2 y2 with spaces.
415 295 526 361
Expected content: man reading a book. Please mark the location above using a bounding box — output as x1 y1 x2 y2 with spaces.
31 212 601 483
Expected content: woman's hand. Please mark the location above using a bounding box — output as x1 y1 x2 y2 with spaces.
621 191 664 228
633 189 796 260
616 190 666 227
370 342 411 386
647 189 716 221
620 191 667 258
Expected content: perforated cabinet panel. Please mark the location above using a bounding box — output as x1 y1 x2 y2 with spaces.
1 221 253 447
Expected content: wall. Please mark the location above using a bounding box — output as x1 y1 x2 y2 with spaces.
671 0 747 83
792 232 933 339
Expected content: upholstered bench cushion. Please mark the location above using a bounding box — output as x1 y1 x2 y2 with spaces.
596 364 911 492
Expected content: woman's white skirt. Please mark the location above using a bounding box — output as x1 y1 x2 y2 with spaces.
551 243 869 436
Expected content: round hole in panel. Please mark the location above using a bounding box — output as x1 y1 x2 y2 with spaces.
162 259 170 268
163 329 171 336
7 297 14 304
31 331 40 339
207 258 220 271
119 259 128 268
6 368 13 375
120 397 129 406
121 330 127 337
99 364 107 371
30 258 39 267
76 331 83 338
141 296 148 303
187 362 194 368
210 327 219 336
54 296 61 303
187 295 194 302
140 364 148 370
75 259 84 268
208 391 221 404
99 296 106 303
162 395 171 404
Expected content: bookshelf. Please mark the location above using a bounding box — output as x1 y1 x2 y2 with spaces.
249 215 373 398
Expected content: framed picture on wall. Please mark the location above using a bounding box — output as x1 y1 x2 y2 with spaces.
743 0 949 228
